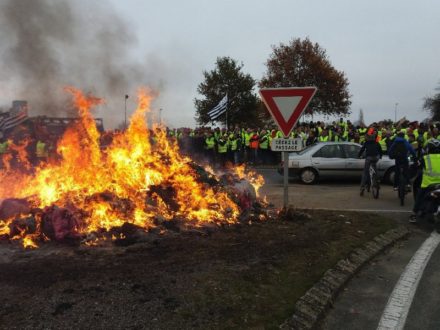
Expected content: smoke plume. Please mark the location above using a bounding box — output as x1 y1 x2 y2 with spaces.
0 0 152 127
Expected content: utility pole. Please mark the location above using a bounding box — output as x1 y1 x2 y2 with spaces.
124 94 129 129
394 102 399 123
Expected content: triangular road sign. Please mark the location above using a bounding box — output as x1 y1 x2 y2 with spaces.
259 87 317 137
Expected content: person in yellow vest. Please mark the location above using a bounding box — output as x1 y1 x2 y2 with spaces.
316 121 324 135
358 126 367 143
331 127 343 142
0 135 9 169
36 140 48 162
379 130 392 153
274 130 283 139
228 131 241 164
410 139 440 224
408 134 418 153
337 118 347 132
240 128 250 163
258 129 270 165
204 131 216 165
318 128 330 142
217 133 229 167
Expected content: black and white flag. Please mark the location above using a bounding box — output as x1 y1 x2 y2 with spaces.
207 95 227 120
0 107 28 132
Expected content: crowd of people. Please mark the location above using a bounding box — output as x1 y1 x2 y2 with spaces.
171 118 438 167
1 117 438 170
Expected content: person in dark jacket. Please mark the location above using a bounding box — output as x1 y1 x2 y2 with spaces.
358 133 383 195
388 132 416 190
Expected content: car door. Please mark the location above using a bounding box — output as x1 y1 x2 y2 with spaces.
311 144 346 177
342 144 364 177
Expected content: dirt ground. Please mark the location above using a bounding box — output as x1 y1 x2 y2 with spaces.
0 210 397 329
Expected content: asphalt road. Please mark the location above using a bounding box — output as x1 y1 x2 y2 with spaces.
257 168 413 212
256 168 440 330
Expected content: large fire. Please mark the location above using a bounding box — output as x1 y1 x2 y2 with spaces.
0 87 263 248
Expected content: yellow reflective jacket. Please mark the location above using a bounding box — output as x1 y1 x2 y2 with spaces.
421 154 440 188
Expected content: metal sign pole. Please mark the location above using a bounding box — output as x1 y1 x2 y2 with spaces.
283 150 289 209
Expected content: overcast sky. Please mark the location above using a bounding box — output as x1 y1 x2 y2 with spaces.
1 0 439 128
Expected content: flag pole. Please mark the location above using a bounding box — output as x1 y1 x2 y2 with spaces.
225 93 228 131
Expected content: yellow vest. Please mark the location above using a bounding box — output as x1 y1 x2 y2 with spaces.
229 138 238 151
421 154 440 188
244 132 251 147
217 139 228 153
379 138 388 152
36 141 48 158
205 136 215 150
0 141 8 154
259 134 269 149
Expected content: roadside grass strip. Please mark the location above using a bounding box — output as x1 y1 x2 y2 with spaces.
377 231 440 330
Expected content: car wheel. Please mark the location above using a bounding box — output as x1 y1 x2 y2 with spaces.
300 168 317 184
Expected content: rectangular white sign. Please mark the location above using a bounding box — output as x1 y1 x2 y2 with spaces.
270 138 303 152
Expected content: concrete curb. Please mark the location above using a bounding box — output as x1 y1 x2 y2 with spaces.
280 225 411 330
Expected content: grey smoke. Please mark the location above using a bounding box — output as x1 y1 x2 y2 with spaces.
0 0 158 127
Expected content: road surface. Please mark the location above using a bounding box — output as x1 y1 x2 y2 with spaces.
259 168 440 329
258 168 412 213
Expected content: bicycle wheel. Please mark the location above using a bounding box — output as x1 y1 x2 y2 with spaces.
372 180 380 199
398 182 405 206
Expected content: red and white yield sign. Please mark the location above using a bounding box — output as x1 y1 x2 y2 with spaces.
259 87 317 137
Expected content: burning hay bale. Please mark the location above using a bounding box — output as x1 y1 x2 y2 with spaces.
0 198 31 219
40 205 82 244
0 88 271 249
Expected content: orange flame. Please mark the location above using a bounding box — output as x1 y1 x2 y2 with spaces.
0 87 241 247
233 164 265 198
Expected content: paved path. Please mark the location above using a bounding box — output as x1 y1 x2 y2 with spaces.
259 168 440 329
258 168 412 213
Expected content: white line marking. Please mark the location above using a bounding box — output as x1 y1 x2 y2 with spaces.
377 231 440 330
300 207 411 214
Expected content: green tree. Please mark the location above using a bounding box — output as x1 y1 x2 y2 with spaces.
260 38 351 116
424 83 440 121
195 57 259 128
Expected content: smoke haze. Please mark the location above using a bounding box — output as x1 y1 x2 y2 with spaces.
0 0 156 128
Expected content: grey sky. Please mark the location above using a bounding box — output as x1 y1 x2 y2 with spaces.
1 0 439 128
109 0 440 127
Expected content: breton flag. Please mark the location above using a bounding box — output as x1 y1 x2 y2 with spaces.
0 102 29 132
207 95 228 120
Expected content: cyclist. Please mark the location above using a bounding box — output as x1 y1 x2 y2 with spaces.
410 139 440 223
388 132 416 192
358 133 382 196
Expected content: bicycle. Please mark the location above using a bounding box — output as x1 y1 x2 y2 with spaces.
396 164 410 206
360 158 380 199
367 162 380 199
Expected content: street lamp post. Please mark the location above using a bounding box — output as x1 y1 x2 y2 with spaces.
124 94 129 129
394 102 399 123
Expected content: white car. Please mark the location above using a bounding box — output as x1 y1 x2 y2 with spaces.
278 142 396 184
